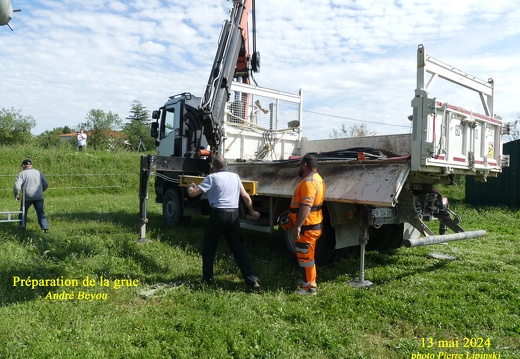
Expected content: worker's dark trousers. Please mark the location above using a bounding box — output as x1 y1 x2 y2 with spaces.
19 198 49 230
202 208 259 286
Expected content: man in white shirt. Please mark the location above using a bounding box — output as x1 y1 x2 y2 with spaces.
77 129 87 150
188 155 261 292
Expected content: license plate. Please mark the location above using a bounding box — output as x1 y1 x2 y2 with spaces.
371 208 395 218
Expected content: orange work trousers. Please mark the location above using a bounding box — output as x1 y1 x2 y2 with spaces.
294 228 322 288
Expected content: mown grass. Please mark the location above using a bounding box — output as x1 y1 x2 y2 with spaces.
0 147 518 358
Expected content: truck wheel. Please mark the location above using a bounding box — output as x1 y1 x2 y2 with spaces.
366 224 404 251
315 218 336 265
278 227 297 259
163 188 182 227
278 220 337 265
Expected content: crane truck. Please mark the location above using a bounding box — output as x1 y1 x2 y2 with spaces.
138 0 508 287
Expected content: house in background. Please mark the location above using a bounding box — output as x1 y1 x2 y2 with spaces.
58 131 88 143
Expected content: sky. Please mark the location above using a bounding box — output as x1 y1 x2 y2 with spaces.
1 0 520 139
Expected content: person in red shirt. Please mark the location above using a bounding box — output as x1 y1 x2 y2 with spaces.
290 153 326 295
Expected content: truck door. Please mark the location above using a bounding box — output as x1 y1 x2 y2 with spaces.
158 100 183 157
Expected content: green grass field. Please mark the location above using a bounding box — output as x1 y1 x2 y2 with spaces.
0 147 518 358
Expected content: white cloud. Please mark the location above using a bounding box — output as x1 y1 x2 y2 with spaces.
1 0 519 139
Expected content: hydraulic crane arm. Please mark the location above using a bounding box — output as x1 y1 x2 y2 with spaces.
199 0 258 152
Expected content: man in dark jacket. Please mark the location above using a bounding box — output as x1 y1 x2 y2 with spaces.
14 159 49 232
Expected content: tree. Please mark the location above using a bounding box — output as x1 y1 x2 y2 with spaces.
330 123 377 138
0 108 36 146
80 109 122 150
36 126 75 149
504 114 520 142
122 100 154 151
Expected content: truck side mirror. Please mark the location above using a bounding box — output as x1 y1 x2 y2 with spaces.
151 121 159 139
151 110 160 120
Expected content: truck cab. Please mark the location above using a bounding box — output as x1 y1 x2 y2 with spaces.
151 93 203 158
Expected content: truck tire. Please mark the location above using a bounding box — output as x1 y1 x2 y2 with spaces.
278 214 337 265
163 188 183 227
315 216 336 265
366 223 404 251
278 228 297 259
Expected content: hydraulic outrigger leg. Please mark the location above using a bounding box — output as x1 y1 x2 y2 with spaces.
350 206 374 288
138 155 151 243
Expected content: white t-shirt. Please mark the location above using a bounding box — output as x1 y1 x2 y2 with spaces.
197 171 241 209
77 133 87 146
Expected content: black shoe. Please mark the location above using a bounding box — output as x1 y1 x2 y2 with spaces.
249 281 262 293
43 229 49 234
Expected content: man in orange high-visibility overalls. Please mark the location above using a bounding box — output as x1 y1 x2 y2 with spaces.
290 153 326 295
